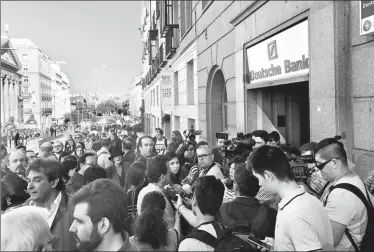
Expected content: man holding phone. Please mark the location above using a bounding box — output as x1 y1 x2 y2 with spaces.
249 145 334 251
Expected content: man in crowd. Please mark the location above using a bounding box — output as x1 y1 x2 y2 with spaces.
38 142 57 160
176 176 225 251
1 151 29 211
26 158 75 251
249 145 334 251
1 206 56 251
53 141 65 160
196 146 224 180
251 130 269 149
122 138 135 164
74 133 83 144
83 166 107 185
154 128 168 155
130 135 156 169
136 155 175 228
217 165 276 239
315 138 374 251
69 179 137 251
16 145 27 155
26 150 36 165
66 153 97 194
97 138 113 169
268 131 281 146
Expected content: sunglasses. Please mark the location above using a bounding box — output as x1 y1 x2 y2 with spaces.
314 159 332 170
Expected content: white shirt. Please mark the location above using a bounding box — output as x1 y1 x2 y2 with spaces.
275 186 334 251
199 163 224 180
322 173 374 251
178 223 217 251
137 183 175 228
155 138 167 155
30 192 62 228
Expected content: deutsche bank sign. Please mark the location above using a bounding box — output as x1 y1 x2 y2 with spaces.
246 20 309 87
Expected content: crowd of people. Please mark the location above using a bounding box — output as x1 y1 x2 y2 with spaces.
1 127 373 251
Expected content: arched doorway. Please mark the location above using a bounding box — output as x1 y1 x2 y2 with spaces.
206 66 227 147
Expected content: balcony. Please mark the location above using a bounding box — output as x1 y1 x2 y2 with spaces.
159 0 179 37
165 27 178 59
42 108 52 115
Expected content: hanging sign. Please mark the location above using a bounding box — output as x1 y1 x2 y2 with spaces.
360 1 374 35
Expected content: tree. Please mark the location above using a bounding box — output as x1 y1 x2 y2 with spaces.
96 99 122 115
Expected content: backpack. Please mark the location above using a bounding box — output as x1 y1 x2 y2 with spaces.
183 221 257 252
324 183 374 252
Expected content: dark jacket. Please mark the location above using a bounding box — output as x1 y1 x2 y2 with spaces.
129 153 156 170
24 191 76 252
106 164 127 187
1 169 29 211
111 137 122 150
216 196 276 239
122 150 136 164
65 172 84 195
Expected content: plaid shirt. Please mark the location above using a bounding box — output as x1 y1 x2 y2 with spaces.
255 187 281 210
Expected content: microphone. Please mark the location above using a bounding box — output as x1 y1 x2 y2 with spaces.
172 184 184 195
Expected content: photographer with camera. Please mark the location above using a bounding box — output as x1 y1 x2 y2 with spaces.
249 145 334 251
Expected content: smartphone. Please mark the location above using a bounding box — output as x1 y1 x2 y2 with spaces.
246 235 271 251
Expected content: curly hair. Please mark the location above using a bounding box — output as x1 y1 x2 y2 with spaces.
135 191 168 250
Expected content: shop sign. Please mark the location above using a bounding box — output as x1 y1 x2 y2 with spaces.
246 20 309 86
360 1 374 35
160 74 172 108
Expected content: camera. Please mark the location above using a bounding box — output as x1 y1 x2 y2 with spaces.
288 155 314 180
220 133 255 159
183 125 202 142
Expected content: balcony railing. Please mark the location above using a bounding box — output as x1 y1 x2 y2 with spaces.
160 0 179 37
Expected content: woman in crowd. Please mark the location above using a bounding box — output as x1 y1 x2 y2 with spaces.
167 130 184 153
60 156 78 185
74 145 85 159
130 191 180 251
124 162 146 236
64 138 76 154
164 152 189 185
106 148 127 187
179 142 198 185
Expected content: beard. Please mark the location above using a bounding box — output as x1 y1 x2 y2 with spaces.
75 226 103 251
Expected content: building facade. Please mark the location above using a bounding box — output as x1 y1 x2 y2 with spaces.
194 0 373 178
10 38 53 132
1 38 24 126
128 76 144 117
51 63 71 122
140 0 199 139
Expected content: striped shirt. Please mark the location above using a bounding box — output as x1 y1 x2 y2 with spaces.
181 165 200 185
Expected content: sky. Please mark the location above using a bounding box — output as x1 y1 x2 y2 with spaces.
1 1 143 97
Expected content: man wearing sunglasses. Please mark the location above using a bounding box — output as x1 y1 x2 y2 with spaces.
315 138 374 251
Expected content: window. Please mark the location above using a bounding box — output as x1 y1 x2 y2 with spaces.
187 59 194 105
23 77 28 83
156 86 159 106
180 0 192 38
23 67 28 71
173 71 179 105
174 115 180 131
22 54 28 61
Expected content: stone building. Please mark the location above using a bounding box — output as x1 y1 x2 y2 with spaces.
1 37 24 126
139 1 374 177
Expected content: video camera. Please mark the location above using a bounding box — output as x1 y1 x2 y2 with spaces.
288 155 315 180
183 125 202 142
163 184 193 203
216 132 256 159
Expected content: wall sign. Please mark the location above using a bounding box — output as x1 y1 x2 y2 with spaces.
360 1 374 35
160 74 172 109
246 20 309 88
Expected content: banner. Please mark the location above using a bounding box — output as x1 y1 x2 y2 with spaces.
161 74 172 109
360 1 374 35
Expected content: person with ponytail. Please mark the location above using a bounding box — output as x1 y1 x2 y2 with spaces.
130 191 180 251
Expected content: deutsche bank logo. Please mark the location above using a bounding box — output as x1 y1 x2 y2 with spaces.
267 40 278 60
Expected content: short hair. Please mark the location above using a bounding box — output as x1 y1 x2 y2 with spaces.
71 179 126 233
16 145 26 151
249 145 293 182
78 152 95 167
1 206 51 251
194 176 224 216
61 159 77 177
252 130 269 143
234 165 259 197
39 143 53 152
314 138 347 164
84 166 107 184
228 156 246 167
122 138 133 150
27 158 65 191
138 135 153 147
196 141 209 148
146 156 168 183
101 138 111 147
155 128 164 135
268 131 280 142
300 142 317 154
